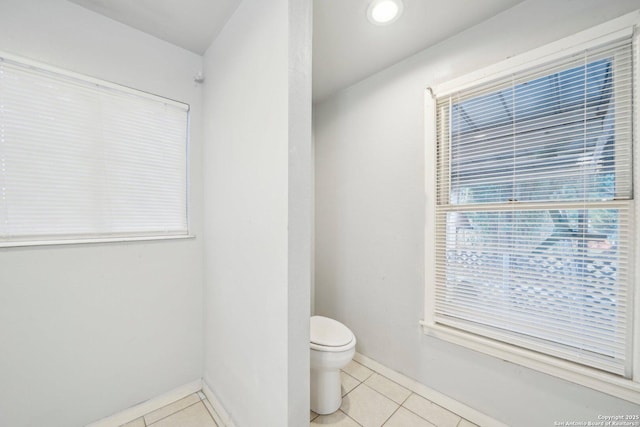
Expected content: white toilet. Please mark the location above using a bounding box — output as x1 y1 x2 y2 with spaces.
310 315 356 414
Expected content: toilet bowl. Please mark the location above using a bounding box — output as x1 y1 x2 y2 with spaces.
310 315 356 415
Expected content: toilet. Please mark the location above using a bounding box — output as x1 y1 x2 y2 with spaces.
310 315 356 414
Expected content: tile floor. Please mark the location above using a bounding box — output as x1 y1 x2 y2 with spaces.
311 360 478 427
118 360 478 427
120 391 219 427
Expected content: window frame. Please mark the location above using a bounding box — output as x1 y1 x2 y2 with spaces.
0 51 193 247
423 13 640 404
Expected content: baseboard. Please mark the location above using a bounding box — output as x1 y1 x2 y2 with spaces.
201 380 235 427
85 379 202 427
85 356 500 427
353 353 508 427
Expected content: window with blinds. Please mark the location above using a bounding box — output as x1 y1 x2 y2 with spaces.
0 54 189 245
432 36 633 376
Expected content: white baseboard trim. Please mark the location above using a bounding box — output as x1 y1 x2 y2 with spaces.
353 353 508 427
201 380 235 427
85 379 202 427
85 355 501 427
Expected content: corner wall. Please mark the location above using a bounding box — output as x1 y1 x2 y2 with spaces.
0 1 205 427
313 1 640 425
202 0 312 425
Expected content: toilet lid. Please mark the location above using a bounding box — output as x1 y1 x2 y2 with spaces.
310 316 354 347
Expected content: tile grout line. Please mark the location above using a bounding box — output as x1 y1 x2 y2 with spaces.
342 370 361 383
313 370 364 426
328 364 462 427
366 366 462 426
344 361 374 383
400 401 446 427
380 404 402 427
359 382 398 403
200 399 219 426
341 409 364 427
201 395 226 427
340 370 363 399
366 375 438 427
365 372 415 406
359 382 406 427
341 370 362 396
144 400 202 426
369 371 412 394
399 392 412 406
402 393 446 427
341 379 404 427
354 354 490 426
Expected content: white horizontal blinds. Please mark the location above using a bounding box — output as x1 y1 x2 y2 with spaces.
434 36 633 376
0 57 189 242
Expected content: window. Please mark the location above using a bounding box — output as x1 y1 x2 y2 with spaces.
424 17 640 401
0 53 189 246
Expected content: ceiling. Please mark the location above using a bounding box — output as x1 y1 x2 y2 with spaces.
67 0 242 54
68 0 524 102
313 0 523 101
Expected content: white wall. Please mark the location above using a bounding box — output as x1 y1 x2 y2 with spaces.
0 1 205 426
314 1 640 425
202 0 311 426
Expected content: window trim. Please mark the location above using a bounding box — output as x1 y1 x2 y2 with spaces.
0 234 196 249
423 11 640 404
0 52 193 247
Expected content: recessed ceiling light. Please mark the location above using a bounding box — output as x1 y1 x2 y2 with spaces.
367 0 403 25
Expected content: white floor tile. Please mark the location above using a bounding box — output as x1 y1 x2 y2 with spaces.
340 384 399 427
311 410 361 426
342 360 374 382
458 419 480 427
364 374 411 404
144 394 201 425
149 402 216 427
120 417 145 427
383 407 436 427
402 394 460 427
105 358 477 427
341 371 360 396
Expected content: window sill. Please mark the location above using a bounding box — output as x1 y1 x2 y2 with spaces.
420 321 640 405
0 234 196 248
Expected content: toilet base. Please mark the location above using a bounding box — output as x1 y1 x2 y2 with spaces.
310 368 342 414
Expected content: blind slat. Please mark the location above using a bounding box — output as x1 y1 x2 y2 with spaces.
433 37 633 376
0 56 189 243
